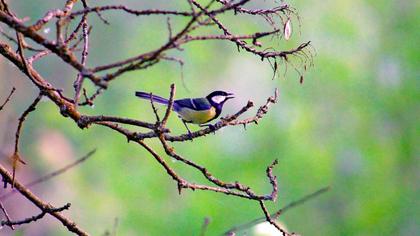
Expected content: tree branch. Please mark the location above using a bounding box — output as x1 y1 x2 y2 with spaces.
0 87 15 111
12 93 43 187
0 0 315 234
223 186 330 235
0 164 87 235
0 149 96 201
0 201 14 230
1 203 71 227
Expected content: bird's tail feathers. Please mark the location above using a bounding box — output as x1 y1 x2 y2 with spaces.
135 91 169 105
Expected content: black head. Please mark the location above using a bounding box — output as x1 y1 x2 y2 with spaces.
206 90 234 106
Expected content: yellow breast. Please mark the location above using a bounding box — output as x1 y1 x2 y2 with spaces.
177 107 216 124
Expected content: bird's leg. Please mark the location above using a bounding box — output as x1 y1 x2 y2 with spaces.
199 123 216 134
182 120 193 140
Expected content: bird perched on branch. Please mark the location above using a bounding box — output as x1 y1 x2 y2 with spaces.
135 90 234 136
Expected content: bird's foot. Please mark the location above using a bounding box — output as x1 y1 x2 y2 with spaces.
200 124 216 134
187 130 194 141
182 120 194 141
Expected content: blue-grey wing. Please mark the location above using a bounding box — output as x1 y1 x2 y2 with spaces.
174 98 211 112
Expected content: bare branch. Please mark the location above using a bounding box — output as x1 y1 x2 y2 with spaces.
0 201 14 230
0 28 43 51
258 200 290 236
12 93 43 187
77 115 161 130
0 164 87 235
138 140 266 199
161 84 176 127
272 186 330 220
73 1 90 107
223 186 330 235
0 11 106 88
0 87 15 111
0 1 315 234
30 0 77 31
0 149 96 200
69 5 191 18
1 203 71 227
216 0 289 16
266 159 279 201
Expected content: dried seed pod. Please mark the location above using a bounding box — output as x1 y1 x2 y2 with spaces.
284 18 292 40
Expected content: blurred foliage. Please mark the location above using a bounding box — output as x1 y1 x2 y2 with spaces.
0 0 418 235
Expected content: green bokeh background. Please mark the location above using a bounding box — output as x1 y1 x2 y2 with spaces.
0 0 418 235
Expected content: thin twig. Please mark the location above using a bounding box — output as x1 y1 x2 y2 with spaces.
69 5 191 18
12 93 43 187
0 164 87 235
0 149 96 200
161 84 176 127
223 186 330 235
272 186 330 220
0 201 14 230
73 1 90 107
0 87 15 111
258 200 289 236
1 203 71 227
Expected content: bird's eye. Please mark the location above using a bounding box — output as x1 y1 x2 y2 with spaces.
211 95 226 104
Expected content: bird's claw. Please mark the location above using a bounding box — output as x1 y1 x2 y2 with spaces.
187 131 194 141
208 124 216 134
200 124 216 134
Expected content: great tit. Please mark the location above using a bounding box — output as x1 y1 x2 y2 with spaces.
135 90 234 135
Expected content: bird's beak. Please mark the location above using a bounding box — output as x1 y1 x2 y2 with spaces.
226 93 235 100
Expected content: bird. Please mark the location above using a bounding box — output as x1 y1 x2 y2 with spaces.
135 90 234 136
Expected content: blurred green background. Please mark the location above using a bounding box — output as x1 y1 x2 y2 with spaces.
0 0 418 235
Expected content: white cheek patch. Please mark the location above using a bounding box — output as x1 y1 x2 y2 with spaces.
211 95 226 104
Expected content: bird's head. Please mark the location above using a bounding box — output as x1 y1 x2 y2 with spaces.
206 90 234 106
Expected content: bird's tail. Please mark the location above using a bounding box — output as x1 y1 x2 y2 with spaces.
135 91 169 105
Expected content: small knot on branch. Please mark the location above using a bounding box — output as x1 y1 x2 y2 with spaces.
76 115 90 129
59 104 69 117
177 180 188 194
